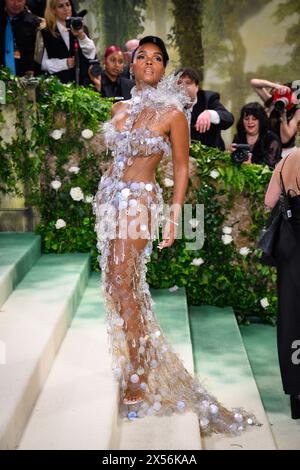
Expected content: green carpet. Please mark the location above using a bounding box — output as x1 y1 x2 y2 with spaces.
241 324 300 449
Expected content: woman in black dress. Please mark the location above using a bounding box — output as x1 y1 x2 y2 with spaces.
265 149 300 419
88 45 134 101
230 102 282 169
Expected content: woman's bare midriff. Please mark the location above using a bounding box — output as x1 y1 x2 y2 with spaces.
121 152 163 183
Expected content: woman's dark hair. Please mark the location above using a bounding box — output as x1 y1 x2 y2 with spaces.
233 101 281 168
236 102 268 138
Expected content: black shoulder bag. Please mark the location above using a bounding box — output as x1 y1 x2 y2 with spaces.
257 156 293 266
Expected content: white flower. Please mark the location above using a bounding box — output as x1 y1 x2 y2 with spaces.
191 258 204 266
50 129 63 140
69 166 80 174
81 129 94 139
221 234 233 245
210 169 219 179
70 186 84 201
189 218 199 229
260 298 269 309
55 218 66 229
85 195 93 203
163 178 174 187
50 180 61 190
239 247 251 256
169 285 179 292
222 226 232 234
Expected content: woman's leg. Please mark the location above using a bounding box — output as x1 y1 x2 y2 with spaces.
104 200 153 402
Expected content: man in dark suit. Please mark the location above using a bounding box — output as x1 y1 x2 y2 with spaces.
177 67 234 150
0 0 41 76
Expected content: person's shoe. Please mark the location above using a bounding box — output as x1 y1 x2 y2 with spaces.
290 395 300 419
123 397 144 405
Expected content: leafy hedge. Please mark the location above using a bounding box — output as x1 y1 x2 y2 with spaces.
0 69 277 324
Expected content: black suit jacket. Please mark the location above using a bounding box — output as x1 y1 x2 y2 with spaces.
101 72 135 101
191 90 234 150
0 8 41 76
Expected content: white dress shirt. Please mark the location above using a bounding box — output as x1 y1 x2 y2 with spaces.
41 21 96 74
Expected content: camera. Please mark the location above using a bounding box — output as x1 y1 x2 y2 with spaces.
88 59 102 77
66 16 83 31
273 87 294 113
231 144 251 164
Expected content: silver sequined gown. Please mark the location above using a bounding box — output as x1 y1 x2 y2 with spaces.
93 77 259 435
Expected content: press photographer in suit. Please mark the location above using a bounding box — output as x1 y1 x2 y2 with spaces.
177 67 234 150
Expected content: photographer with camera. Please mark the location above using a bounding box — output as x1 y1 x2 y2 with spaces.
251 78 300 158
40 0 96 85
88 45 134 101
230 102 281 168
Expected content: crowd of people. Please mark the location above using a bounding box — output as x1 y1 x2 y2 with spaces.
1 0 299 168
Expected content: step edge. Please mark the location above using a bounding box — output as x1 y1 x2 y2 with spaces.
0 254 91 450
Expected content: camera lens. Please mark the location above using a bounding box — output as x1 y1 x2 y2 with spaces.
232 150 248 164
71 18 83 30
274 97 288 112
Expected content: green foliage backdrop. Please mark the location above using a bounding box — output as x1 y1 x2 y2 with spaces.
0 70 277 324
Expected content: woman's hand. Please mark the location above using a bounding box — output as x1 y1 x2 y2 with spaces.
157 221 177 250
71 27 86 40
243 152 253 164
67 57 75 69
274 84 290 96
88 66 101 92
229 143 237 153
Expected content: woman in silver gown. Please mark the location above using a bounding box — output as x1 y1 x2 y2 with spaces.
93 36 258 435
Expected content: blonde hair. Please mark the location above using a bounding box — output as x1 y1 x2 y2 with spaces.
44 0 71 37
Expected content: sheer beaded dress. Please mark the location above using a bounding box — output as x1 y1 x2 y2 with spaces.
93 76 259 435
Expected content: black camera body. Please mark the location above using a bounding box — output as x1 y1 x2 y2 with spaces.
88 59 102 77
66 16 83 31
231 143 251 164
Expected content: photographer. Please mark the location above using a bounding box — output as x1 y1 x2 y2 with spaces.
230 102 281 169
40 0 96 85
251 78 300 157
88 45 134 101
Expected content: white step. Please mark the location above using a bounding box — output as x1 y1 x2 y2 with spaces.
19 273 118 450
189 306 277 450
19 285 202 450
0 233 41 307
0 253 90 450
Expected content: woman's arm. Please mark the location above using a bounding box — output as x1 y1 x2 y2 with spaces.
158 110 189 250
251 78 289 103
280 108 300 144
251 78 275 102
265 134 282 168
71 26 96 61
41 47 70 73
265 160 283 208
